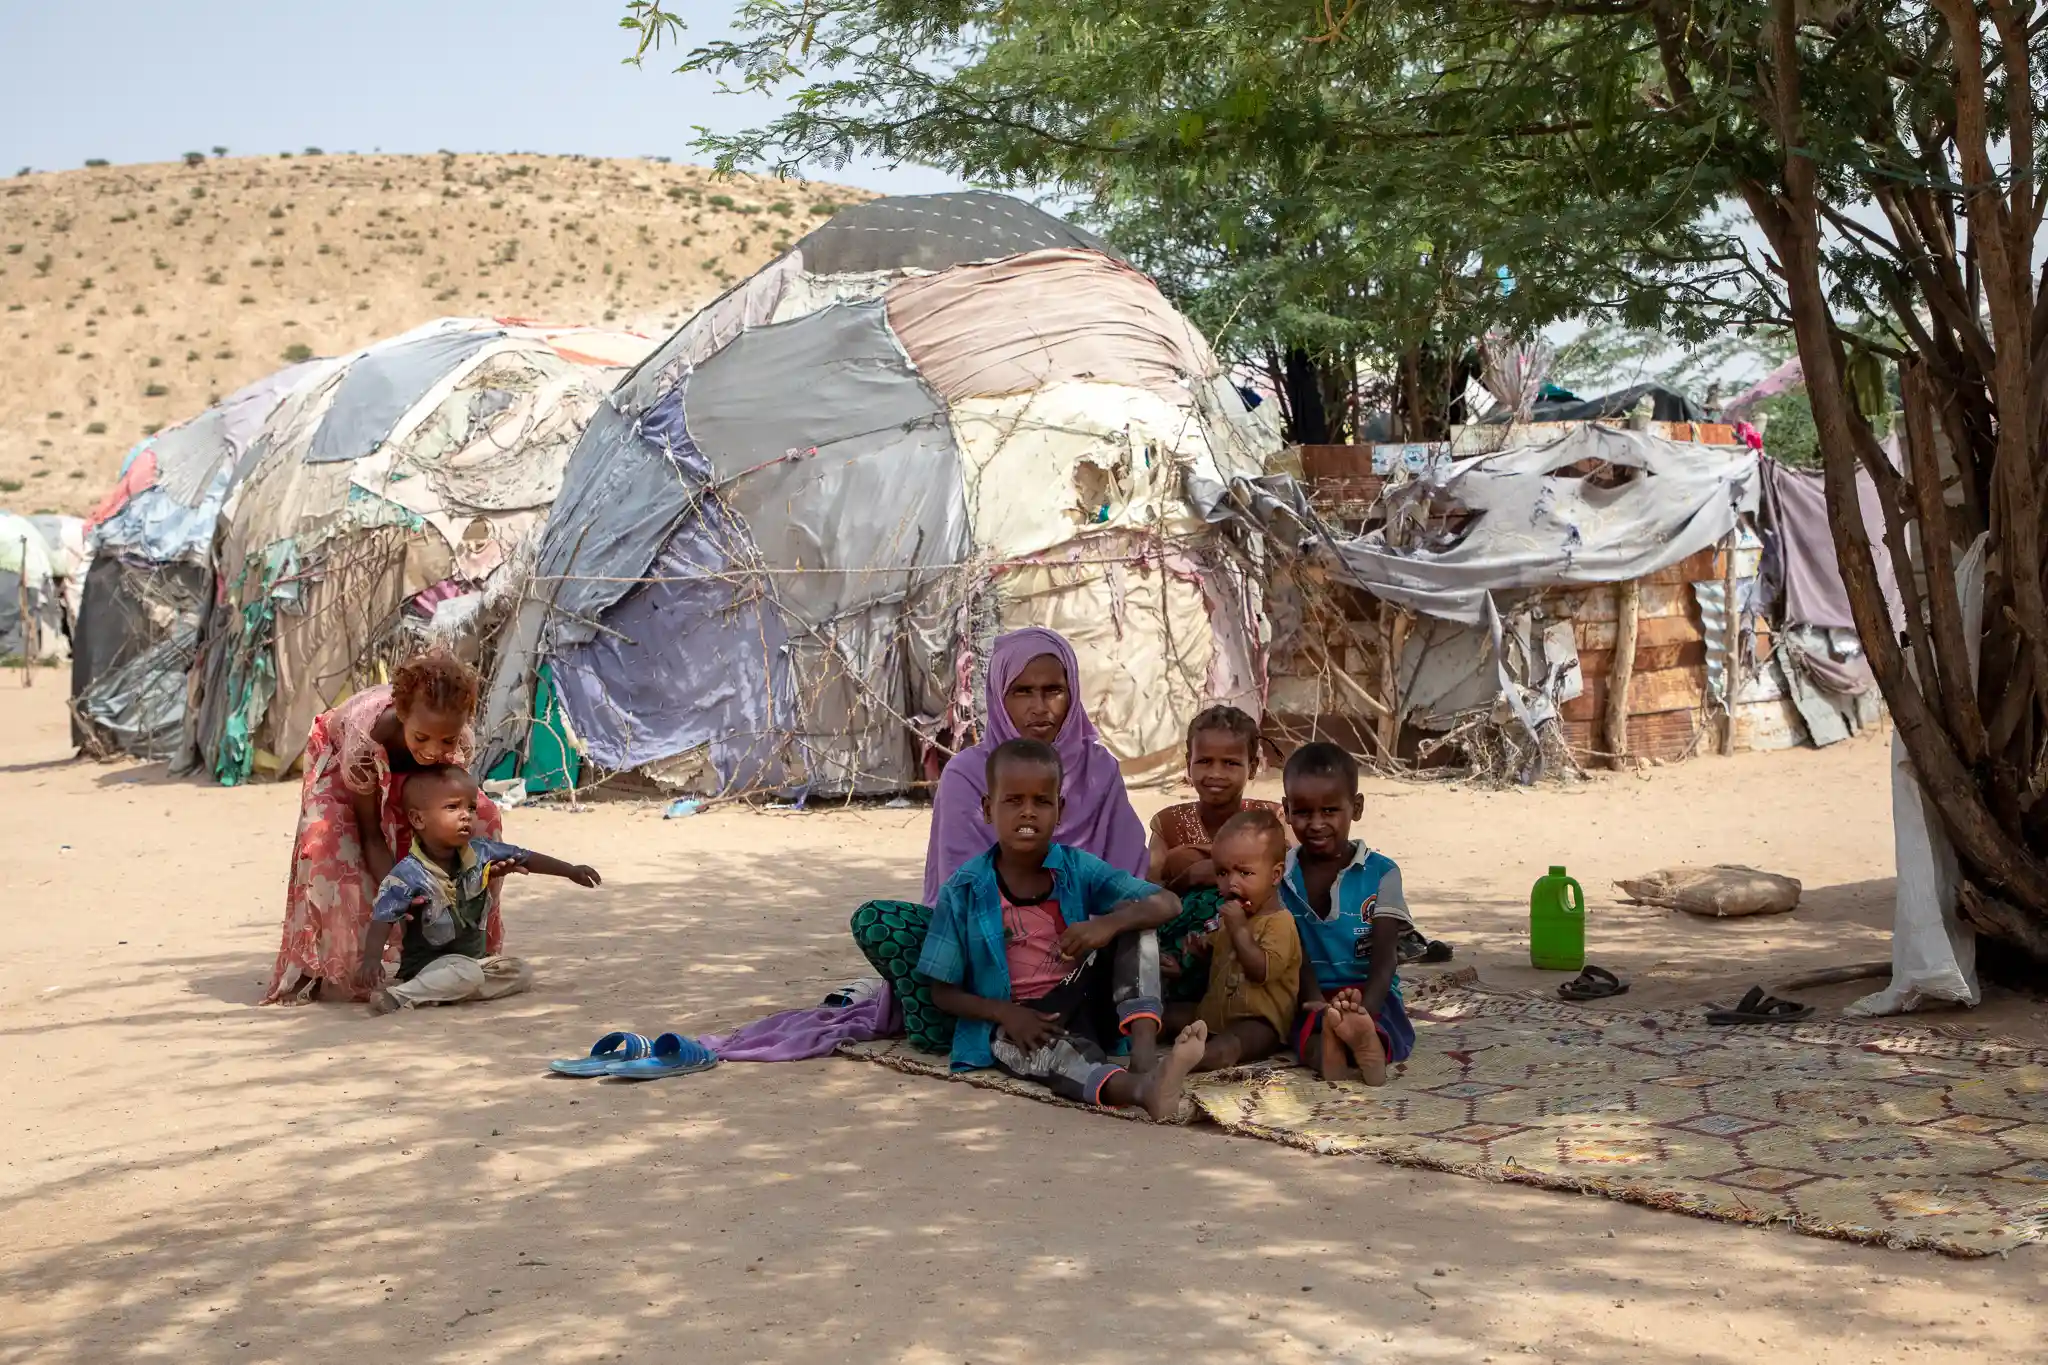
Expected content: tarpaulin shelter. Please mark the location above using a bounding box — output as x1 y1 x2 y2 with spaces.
70 365 319 758
181 318 651 785
479 191 1279 798
0 511 62 662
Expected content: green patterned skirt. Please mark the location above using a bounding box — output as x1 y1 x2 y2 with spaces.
850 900 955 1055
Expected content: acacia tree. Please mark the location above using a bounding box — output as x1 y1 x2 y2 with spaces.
1587 0 2048 948
626 0 1752 440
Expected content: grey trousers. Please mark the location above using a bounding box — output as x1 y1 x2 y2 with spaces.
991 929 1162 1104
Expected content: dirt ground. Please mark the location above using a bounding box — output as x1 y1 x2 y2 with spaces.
1 155 867 513
1 673 2042 1364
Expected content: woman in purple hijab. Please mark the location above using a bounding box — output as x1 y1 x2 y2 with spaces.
920 627 1149 904
849 627 1148 1053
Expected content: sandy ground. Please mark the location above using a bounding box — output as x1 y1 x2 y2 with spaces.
1 155 869 513
1 673 2043 1363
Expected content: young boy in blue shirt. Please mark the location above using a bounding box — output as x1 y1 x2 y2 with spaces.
918 738 1207 1121
1279 742 1416 1085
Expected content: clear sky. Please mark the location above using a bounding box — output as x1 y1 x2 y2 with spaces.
0 0 961 194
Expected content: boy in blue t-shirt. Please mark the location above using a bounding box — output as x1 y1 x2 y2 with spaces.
917 739 1207 1120
1278 742 1416 1086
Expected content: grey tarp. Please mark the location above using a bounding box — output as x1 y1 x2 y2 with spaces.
792 190 1121 276
76 620 198 759
304 329 500 463
551 500 795 786
69 557 208 750
151 360 324 503
475 385 708 770
533 392 705 649
1296 425 1760 626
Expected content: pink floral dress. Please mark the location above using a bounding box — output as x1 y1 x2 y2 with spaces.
260 684 503 1004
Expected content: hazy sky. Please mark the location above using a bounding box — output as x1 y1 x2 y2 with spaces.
0 0 961 193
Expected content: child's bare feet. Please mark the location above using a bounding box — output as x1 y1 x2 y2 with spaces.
1141 1021 1207 1122
1325 990 1389 1086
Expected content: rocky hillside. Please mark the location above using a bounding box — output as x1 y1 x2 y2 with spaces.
0 153 872 514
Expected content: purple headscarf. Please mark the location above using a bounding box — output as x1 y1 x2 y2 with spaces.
921 627 1148 905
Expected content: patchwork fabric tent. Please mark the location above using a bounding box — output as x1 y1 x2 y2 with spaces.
0 511 62 662
181 318 651 785
480 191 1279 797
71 365 318 757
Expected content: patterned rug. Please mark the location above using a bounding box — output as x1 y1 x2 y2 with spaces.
840 975 2048 1256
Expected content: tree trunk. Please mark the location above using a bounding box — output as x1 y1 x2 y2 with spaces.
1743 0 2048 927
1281 345 1331 445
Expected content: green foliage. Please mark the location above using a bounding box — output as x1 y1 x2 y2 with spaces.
630 0 1751 438
84 158 109 168
1752 391 1819 470
282 342 314 363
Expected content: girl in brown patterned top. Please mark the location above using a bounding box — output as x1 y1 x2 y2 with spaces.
1147 705 1282 893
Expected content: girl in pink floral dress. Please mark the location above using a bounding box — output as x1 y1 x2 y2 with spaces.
260 650 505 1004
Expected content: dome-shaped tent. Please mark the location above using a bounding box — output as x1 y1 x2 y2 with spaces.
182 318 651 784
480 192 1279 797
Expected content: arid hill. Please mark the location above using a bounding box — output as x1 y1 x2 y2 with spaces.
0 153 873 514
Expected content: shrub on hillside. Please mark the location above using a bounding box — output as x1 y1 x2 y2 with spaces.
282 343 314 363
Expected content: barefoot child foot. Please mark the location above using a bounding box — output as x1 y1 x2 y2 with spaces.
1137 1021 1208 1121
1325 991 1389 1087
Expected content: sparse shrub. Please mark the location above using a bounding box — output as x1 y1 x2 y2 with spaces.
190 186 205 199
142 424 161 436
268 205 285 219
356 300 369 311
143 382 167 397
203 269 223 285
304 147 323 156
809 200 839 215
85 158 109 168
708 194 735 209
69 470 85 479
0 479 20 493
316 242 331 255
186 350 199 361
132 303 145 315
147 356 162 368
238 294 255 304
45 410 61 419
282 342 314 363
85 421 106 434
183 151 205 167
768 200 793 216
212 146 228 157
55 342 72 354
215 347 233 359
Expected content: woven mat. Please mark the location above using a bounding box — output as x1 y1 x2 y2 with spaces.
840 974 2048 1256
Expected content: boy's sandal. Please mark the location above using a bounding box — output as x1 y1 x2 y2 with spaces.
1557 965 1629 1001
549 1031 655 1077
1704 985 1814 1026
604 1032 719 1080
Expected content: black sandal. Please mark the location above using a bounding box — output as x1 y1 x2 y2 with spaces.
1558 965 1629 1001
1398 929 1455 965
1705 985 1814 1025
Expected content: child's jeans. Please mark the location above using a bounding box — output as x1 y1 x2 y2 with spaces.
387 954 533 1008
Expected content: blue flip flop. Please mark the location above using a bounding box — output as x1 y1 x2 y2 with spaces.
604 1032 718 1080
549 1031 655 1077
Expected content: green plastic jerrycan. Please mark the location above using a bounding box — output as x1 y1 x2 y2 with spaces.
1529 865 1587 971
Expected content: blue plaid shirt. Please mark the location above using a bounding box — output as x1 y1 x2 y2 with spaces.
917 843 1165 1071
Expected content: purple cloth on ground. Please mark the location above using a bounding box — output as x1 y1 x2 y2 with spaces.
920 626 1149 906
699 987 900 1061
